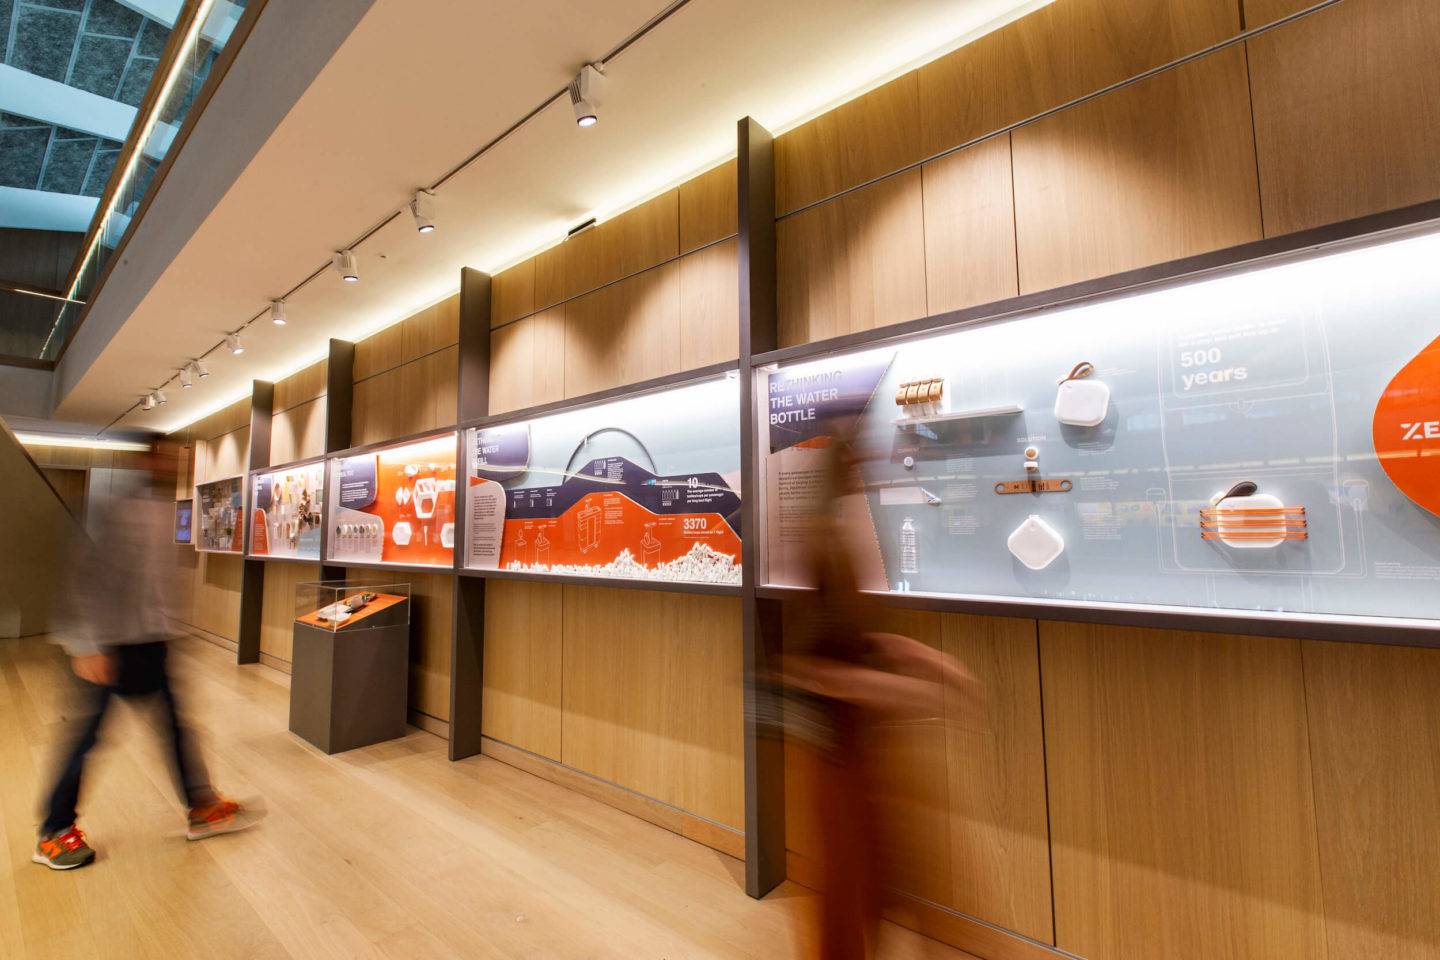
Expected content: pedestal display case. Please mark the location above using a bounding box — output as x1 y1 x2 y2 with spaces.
289 581 411 754
326 433 457 568
249 459 325 560
194 476 244 553
462 369 743 586
755 226 1440 634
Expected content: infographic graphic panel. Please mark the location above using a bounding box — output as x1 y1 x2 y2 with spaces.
465 375 742 584
761 229 1440 625
250 461 325 560
194 477 243 553
327 434 457 568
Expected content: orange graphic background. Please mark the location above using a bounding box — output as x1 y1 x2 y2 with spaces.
499 492 740 570
348 439 457 565
1373 334 1440 517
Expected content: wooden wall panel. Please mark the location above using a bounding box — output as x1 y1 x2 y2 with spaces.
1247 0 1440 236
917 0 1238 157
481 579 563 760
534 223 602 311
1011 47 1262 294
269 396 325 465
271 360 326 413
677 237 740 369
941 614 1052 944
561 586 743 829
920 134 1019 315
598 190 679 285
491 258 536 328
352 321 404 382
679 159 738 253
775 72 924 215
190 553 243 640
488 308 565 415
197 426 249 483
351 345 458 446
777 169 927 347
1041 622 1325 960
563 264 682 398
1302 640 1440 960
258 561 319 664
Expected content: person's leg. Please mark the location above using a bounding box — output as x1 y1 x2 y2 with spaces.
40 678 112 837
147 645 213 809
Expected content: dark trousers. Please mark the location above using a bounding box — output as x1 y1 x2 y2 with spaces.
40 641 210 836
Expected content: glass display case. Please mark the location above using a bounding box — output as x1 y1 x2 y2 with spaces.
326 433 457 568
194 477 243 553
250 460 325 560
294 580 411 632
756 227 1440 627
463 371 742 585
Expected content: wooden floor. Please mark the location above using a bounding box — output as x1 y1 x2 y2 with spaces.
0 635 975 960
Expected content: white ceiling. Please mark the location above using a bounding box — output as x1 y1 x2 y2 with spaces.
52 0 1049 434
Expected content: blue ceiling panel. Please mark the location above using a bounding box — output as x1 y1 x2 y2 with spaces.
11 6 80 83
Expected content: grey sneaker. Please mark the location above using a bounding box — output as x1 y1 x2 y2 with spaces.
33 825 96 870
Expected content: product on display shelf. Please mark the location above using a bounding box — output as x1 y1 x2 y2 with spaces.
327 434 457 567
1053 361 1111 427
757 227 1440 628
464 375 743 585
250 461 324 559
194 477 244 553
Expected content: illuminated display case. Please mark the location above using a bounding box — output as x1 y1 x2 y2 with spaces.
249 459 325 560
294 580 411 633
463 370 742 585
756 228 1440 630
194 476 244 553
326 433 457 568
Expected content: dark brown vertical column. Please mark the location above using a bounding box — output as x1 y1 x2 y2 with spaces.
450 267 492 760
320 338 354 582
237 379 274 664
738 115 786 899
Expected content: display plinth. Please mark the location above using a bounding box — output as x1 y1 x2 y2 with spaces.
289 581 410 755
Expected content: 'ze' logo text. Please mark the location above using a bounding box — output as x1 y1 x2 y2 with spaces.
1401 421 1440 441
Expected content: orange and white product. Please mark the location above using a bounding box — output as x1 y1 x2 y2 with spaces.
1054 362 1110 427
1373 333 1440 517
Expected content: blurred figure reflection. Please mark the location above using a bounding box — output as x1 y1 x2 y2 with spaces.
33 446 260 871
779 431 980 960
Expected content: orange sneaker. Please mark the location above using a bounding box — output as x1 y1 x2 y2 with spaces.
186 796 260 841
33 825 96 870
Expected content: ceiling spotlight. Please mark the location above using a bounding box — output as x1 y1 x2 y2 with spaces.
227 332 245 355
154 389 168 406
569 63 605 127
179 365 194 388
271 299 287 325
141 393 156 411
194 358 210 379
333 249 359 282
411 190 437 233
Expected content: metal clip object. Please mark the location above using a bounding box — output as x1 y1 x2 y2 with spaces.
995 478 1073 495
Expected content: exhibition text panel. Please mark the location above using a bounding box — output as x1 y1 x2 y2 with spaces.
761 229 1440 624
327 435 457 568
250 461 324 560
465 375 742 585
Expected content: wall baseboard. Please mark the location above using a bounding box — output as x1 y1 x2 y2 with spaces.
481 737 745 860
170 619 237 652
258 652 291 675
786 851 1077 960
408 709 449 739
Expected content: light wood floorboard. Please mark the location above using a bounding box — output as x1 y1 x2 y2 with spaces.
1 636 975 960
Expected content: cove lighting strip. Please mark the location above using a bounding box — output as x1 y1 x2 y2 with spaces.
16 432 151 452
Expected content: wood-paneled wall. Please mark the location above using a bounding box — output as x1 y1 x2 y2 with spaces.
480 160 744 834
768 0 1440 956
269 359 327 466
